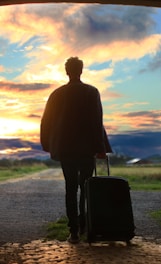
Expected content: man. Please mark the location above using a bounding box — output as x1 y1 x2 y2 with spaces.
40 57 112 243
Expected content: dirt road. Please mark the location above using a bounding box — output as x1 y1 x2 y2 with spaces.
0 168 161 244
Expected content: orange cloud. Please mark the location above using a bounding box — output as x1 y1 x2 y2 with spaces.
0 65 5 72
123 102 149 108
0 82 52 131
104 110 161 134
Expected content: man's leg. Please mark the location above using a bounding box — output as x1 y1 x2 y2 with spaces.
60 159 79 236
79 157 95 233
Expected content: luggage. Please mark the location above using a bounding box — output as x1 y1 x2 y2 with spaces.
85 156 135 243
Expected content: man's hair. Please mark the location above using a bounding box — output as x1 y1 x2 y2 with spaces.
65 57 83 76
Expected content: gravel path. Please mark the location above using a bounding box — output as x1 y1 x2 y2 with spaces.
0 168 161 245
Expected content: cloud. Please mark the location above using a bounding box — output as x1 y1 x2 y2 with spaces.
124 110 161 118
0 38 8 56
27 4 156 43
104 110 161 133
28 114 41 118
147 55 161 71
77 6 156 44
0 65 5 72
0 5 158 48
139 50 161 73
101 89 123 102
0 4 160 140
123 102 149 108
0 81 51 91
83 67 114 92
0 81 50 134
122 110 161 129
0 4 160 84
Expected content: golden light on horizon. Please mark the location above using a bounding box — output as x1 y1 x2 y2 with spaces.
0 118 40 139
0 147 31 155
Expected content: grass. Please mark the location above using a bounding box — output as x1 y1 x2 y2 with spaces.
150 210 161 226
46 216 86 242
46 211 161 242
1 163 161 191
97 165 161 191
46 216 69 241
0 163 47 182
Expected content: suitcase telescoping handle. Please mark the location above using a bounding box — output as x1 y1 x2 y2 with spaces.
94 154 110 177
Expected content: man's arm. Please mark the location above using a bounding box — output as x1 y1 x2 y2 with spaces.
40 95 53 152
93 90 112 157
92 89 105 153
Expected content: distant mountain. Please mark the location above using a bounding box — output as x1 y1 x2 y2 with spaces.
109 131 161 159
0 138 41 151
0 131 161 160
0 138 50 160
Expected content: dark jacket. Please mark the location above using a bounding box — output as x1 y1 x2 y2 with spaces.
40 80 112 160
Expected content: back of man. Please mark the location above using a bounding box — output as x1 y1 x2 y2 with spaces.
41 80 105 160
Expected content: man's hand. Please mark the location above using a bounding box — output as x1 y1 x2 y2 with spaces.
96 152 107 159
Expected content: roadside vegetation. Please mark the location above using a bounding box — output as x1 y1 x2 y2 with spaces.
97 164 161 191
0 158 161 190
150 210 161 226
46 216 69 241
0 163 47 182
0 158 60 182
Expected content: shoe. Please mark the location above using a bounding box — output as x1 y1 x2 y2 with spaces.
67 233 80 244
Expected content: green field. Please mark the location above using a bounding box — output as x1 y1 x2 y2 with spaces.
0 164 161 190
97 165 161 191
0 163 47 182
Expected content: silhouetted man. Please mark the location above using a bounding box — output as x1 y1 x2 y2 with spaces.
40 57 111 243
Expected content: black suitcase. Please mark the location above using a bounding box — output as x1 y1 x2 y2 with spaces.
85 156 135 243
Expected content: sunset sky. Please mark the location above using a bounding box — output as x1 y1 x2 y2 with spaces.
0 3 161 143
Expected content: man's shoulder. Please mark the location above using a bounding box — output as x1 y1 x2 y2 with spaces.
83 83 96 89
48 82 99 100
80 82 95 91
49 84 67 98
82 82 99 92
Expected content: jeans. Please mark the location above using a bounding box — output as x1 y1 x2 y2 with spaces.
60 157 94 234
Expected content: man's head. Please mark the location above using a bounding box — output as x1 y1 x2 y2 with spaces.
65 57 83 79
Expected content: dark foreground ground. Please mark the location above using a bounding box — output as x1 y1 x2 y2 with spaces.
0 168 161 244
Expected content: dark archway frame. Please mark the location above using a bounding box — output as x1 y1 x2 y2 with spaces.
0 0 161 8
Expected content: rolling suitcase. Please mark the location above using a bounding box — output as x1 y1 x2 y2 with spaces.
85 156 135 244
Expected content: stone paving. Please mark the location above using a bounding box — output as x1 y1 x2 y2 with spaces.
0 237 161 264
